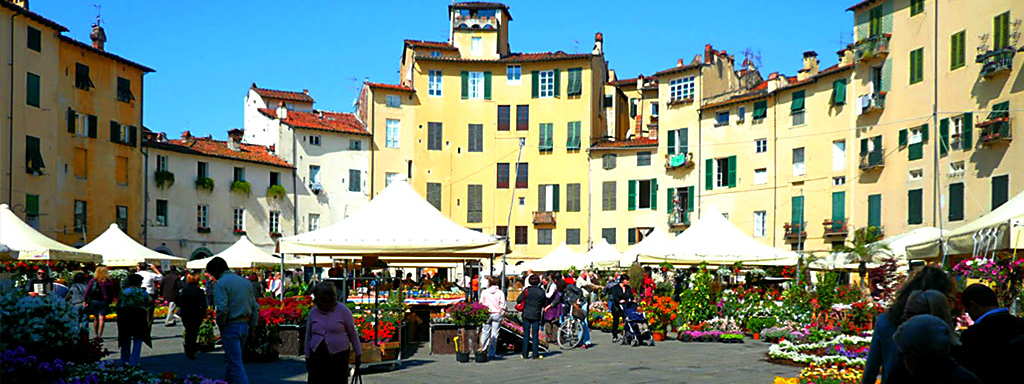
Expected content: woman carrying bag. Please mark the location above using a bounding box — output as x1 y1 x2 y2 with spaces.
305 282 361 384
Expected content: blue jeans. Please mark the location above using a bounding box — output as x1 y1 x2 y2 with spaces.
221 322 250 384
579 302 592 346
119 337 143 365
521 319 541 358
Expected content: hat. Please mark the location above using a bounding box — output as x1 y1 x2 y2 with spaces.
619 275 630 282
894 314 953 356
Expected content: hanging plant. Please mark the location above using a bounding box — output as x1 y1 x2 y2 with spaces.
154 170 175 189
230 180 251 195
266 184 287 199
195 177 215 192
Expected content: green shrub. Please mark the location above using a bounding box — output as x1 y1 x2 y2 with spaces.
266 184 287 199
194 177 215 192
154 170 175 189
230 180 251 195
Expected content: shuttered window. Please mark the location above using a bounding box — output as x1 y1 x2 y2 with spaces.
939 118 950 156
468 124 483 152
994 12 1011 49
962 112 973 150
427 182 442 210
791 196 805 227
497 105 510 131
950 31 966 70
117 77 134 102
75 63 95 91
831 79 846 105
428 122 443 150
27 26 41 52
516 105 529 131
566 121 581 150
790 90 805 112
753 100 768 119
514 226 528 245
637 151 652 166
515 162 528 188
26 135 45 174
868 194 882 228
949 183 964 221
565 229 581 245
467 184 483 223
538 123 553 151
910 0 924 16
496 163 510 189
537 184 559 212
602 181 616 211
602 228 616 244
992 175 1009 210
567 67 583 96
26 72 40 107
602 154 616 170
537 229 553 245
908 189 923 225
831 191 846 225
910 48 924 84
566 183 581 212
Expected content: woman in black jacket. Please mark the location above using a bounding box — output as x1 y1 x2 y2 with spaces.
176 272 209 359
517 274 546 359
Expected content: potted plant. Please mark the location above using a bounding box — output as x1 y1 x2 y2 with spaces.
230 180 252 195
446 302 489 362
640 296 678 342
154 170 175 189
266 184 287 199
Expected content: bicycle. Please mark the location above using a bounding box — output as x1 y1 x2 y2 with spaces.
557 314 583 350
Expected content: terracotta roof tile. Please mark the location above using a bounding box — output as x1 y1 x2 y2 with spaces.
608 77 640 86
404 39 458 51
250 83 315 103
590 137 658 150
146 136 292 168
777 64 853 91
59 36 154 73
1 2 67 32
702 90 769 110
365 82 415 93
416 51 593 63
258 108 369 136
846 0 882 11
653 63 701 77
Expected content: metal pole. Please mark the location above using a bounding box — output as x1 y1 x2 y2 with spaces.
502 138 526 293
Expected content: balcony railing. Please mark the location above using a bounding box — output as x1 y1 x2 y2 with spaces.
858 92 886 114
859 151 884 170
976 47 1015 78
665 152 694 170
853 34 891 62
784 222 807 241
668 210 691 228
533 211 556 226
823 219 849 237
453 15 498 30
978 116 1012 145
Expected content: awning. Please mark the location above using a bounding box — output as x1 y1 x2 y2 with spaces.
81 224 186 267
648 206 798 266
906 190 1024 259
187 235 303 269
0 204 100 262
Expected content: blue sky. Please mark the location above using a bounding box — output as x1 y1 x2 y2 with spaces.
37 0 854 139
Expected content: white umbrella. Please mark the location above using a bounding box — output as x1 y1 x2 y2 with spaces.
187 236 302 269
0 204 100 262
82 224 186 267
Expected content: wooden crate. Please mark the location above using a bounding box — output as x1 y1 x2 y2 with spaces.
430 324 458 354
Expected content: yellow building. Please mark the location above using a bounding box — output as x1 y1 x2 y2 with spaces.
1 2 152 246
361 2 607 260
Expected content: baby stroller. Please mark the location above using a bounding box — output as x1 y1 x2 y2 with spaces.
620 302 655 346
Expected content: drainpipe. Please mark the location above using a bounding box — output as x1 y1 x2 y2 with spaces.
292 125 298 236
932 0 944 265
369 90 375 196
141 76 148 245
696 66 703 218
7 14 18 205
771 93 778 249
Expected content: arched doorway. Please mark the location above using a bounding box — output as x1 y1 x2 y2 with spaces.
190 247 213 261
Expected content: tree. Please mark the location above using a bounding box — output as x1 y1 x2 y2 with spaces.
838 226 891 288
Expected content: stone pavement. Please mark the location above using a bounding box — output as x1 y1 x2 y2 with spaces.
99 320 799 383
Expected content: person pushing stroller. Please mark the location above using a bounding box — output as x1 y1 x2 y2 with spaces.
608 275 634 343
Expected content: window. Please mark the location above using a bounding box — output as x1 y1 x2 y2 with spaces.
566 68 583 96
471 37 481 54
22 194 37 228
791 91 805 126
83 114 97 138
755 139 767 153
904 125 926 161
949 160 965 176
910 48 924 84
792 110 805 126
866 194 882 228
468 124 483 152
196 204 209 229
308 135 321 146
506 65 521 82
495 226 508 239
637 152 652 166
348 169 361 192
26 135 45 175
427 182 442 210
791 196 805 229
385 119 400 148
349 139 363 150
233 208 245 233
426 122 442 151
385 172 398 187
496 163 510 188
833 176 846 186
516 105 529 131
566 183 581 212
308 165 321 187
992 175 1009 210
115 156 129 185
515 162 528 188
832 79 847 105
629 179 656 210
386 95 401 108
950 31 966 70
109 121 137 146
737 107 746 122
602 154 616 170
908 189 923 225
566 121 581 150
669 76 695 101
26 72 40 107
74 63 94 91
602 181 616 211
753 100 768 119
832 141 846 171
602 228 616 244
949 183 964 221
715 111 729 126
650 102 659 117
515 226 528 245
467 71 485 99
428 70 443 96
910 0 924 16
537 184 559 212
467 184 483 223
566 229 580 245
537 122 554 151
909 169 924 181
538 70 555 98
308 213 320 232
27 26 41 52
497 105 510 131
116 206 128 231
629 98 638 118
709 156 737 189
269 211 281 234
233 167 245 182
994 12 1011 49
117 77 134 102
754 168 768 185
71 147 86 179
603 95 613 108
537 229 553 245
753 211 767 237
668 128 688 155
792 147 806 176
74 200 87 233
950 116 964 150
197 161 209 179
155 200 168 226
869 6 883 36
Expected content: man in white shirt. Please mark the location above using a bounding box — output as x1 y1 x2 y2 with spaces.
136 262 163 296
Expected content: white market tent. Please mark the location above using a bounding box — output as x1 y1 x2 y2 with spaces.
907 191 1024 259
514 244 585 272
620 230 674 267
808 227 947 270
0 204 100 262
82 224 186 267
585 238 622 269
279 180 505 259
649 206 799 266
187 235 303 269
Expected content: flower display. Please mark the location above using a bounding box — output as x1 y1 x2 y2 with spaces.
796 363 870 384
767 334 872 367
445 301 490 327
353 315 397 343
257 296 312 325
638 296 678 331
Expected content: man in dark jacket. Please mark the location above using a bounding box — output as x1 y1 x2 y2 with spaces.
162 267 182 326
177 271 209 359
607 275 634 342
895 314 981 384
955 284 1024 383
517 274 547 359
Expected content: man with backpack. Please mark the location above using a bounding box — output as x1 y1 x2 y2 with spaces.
563 273 594 349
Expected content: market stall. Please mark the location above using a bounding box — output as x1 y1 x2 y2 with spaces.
186 235 302 269
907 190 1024 259
645 206 798 266
618 229 674 268
0 204 99 263
584 238 623 269
81 224 186 267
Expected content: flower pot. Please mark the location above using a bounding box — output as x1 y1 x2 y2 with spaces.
474 351 489 363
652 331 666 341
456 352 470 363
753 333 760 341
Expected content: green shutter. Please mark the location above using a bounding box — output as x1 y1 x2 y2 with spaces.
951 31 965 70
869 6 882 36
832 79 847 105
921 124 929 142
538 186 546 211
791 91 805 111
899 129 908 147
791 196 804 227
667 187 675 214
832 191 845 224
910 49 923 84
908 189 923 225
627 180 637 211
962 112 973 150
868 194 882 228
566 121 581 150
531 71 539 98
667 129 676 155
628 229 636 245
553 69 561 97
679 128 689 155
567 68 582 96
460 71 469 99
909 142 923 161
539 123 552 150
939 118 949 156
704 159 713 190
26 73 40 107
726 156 737 188
26 194 39 215
860 138 869 156
995 12 1010 48
650 179 658 210
753 100 767 119
483 71 492 100
67 108 76 133
686 186 695 212
949 183 964 221
553 184 560 212
881 58 893 92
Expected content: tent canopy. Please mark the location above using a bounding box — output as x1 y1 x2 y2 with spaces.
82 224 186 267
187 236 301 269
279 180 505 257
619 230 674 267
585 238 622 269
645 206 798 266
514 244 584 272
0 204 100 262
907 191 1024 259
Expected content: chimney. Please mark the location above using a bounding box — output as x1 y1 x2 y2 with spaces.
302 89 309 95
227 129 244 151
676 58 684 67
608 69 617 82
837 48 854 67
181 130 194 145
11 0 28 9
276 101 288 120
635 75 643 89
798 51 819 80
690 55 702 66
592 32 604 55
704 44 714 64
89 23 107 51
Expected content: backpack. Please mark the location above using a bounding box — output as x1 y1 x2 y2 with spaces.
563 283 583 306
86 280 105 302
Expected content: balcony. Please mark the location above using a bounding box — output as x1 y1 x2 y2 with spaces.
857 92 886 115
978 116 1012 145
784 222 807 242
453 15 498 30
976 47 1015 78
665 152 694 170
666 97 695 106
310 182 323 195
823 219 849 238
668 210 691 229
533 211 556 227
859 151 884 171
853 34 891 62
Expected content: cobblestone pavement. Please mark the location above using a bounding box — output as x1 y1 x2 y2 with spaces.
100 320 799 383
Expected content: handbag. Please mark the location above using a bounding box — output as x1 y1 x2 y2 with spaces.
350 367 363 384
515 300 525 312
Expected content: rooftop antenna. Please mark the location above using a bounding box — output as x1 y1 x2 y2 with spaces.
741 48 762 69
93 4 103 26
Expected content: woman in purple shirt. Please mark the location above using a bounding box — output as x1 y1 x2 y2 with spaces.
305 282 361 384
